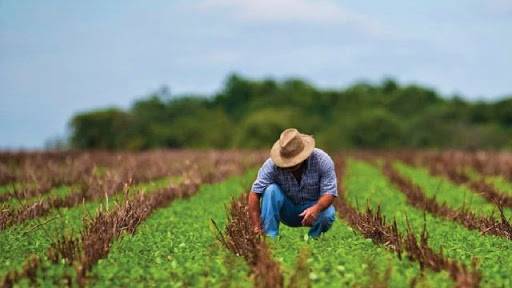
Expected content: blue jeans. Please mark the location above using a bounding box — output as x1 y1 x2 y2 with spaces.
260 183 336 238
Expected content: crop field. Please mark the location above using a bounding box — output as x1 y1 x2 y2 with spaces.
1 150 512 287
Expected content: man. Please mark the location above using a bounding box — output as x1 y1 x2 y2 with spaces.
248 128 337 238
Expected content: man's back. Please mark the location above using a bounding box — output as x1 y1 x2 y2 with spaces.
251 148 338 204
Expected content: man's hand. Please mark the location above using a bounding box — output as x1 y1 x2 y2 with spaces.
299 205 320 226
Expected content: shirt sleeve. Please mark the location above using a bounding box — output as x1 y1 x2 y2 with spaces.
319 153 338 197
250 158 275 194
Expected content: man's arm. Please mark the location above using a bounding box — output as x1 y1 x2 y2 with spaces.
314 193 335 211
248 192 262 233
248 158 275 233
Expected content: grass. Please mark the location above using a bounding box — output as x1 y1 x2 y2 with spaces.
0 176 175 280
5 157 512 287
347 160 512 287
486 176 512 197
88 169 258 287
1 185 76 209
395 162 512 219
269 221 452 287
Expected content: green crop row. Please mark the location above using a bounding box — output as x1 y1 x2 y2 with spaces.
269 221 452 287
0 183 40 202
0 183 34 195
486 176 512 197
395 162 512 219
348 160 512 287
1 185 76 209
0 176 174 280
0 184 11 195
455 163 512 198
86 169 258 287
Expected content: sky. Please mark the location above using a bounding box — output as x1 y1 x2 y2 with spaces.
1 0 511 149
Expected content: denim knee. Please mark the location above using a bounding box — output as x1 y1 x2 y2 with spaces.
263 183 283 198
318 206 336 226
265 183 280 193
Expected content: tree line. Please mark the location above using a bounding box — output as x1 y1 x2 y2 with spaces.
69 74 512 150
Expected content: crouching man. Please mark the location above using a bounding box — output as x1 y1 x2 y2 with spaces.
248 128 337 238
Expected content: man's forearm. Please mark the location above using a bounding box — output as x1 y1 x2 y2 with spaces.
312 194 335 212
248 192 262 230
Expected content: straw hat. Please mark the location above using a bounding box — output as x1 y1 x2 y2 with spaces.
270 128 315 168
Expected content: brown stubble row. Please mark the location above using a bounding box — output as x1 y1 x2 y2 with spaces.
0 151 259 230
351 150 512 180
0 150 206 202
1 150 265 288
333 156 481 288
438 151 512 180
374 150 512 180
0 150 172 186
215 194 284 288
0 150 93 165
0 151 112 200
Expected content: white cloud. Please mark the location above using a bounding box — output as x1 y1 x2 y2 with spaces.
196 0 387 35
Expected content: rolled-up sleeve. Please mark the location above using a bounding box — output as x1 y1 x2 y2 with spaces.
319 155 338 197
250 158 275 194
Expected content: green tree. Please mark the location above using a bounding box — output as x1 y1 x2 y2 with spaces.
233 108 299 148
68 74 512 150
348 109 403 148
165 108 233 148
214 74 255 120
493 98 512 127
70 108 133 149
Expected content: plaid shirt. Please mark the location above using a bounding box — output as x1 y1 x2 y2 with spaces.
250 148 338 204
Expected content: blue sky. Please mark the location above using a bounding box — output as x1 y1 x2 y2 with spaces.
1 0 511 149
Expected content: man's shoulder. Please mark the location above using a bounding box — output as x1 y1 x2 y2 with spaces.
261 157 277 170
311 148 335 171
312 148 333 161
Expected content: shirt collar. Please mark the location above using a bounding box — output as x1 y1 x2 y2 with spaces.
276 154 312 176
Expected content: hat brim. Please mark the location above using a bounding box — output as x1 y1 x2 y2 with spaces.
270 134 315 168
